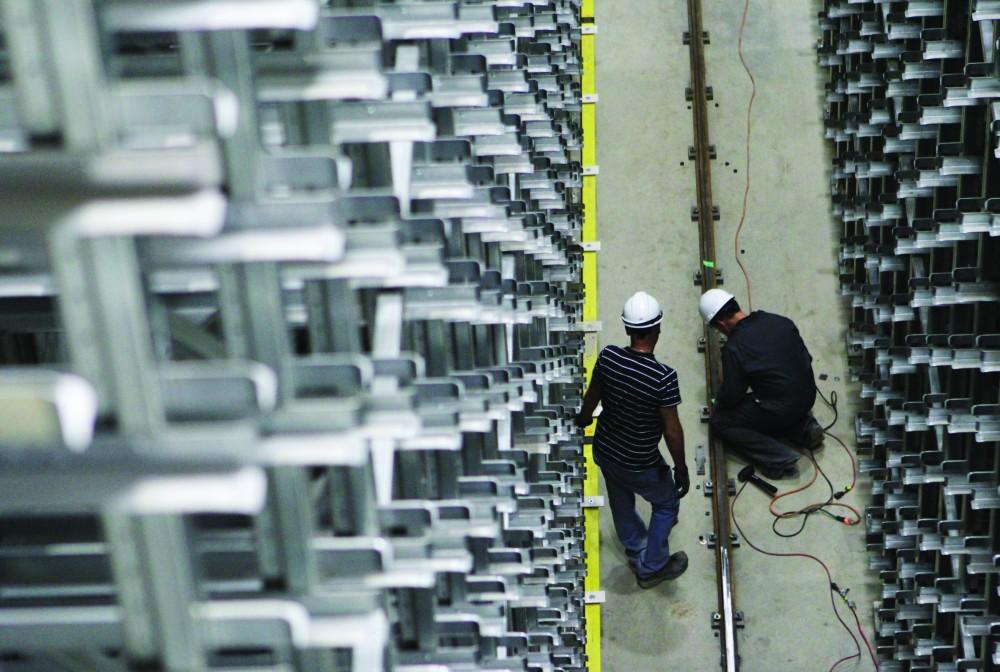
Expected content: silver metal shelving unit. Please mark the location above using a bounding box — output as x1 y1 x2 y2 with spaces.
820 1 1000 670
0 1 592 670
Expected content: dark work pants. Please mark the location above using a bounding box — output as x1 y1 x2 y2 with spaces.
595 454 679 577
709 394 809 471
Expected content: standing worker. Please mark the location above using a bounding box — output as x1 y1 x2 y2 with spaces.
699 289 824 479
575 291 690 589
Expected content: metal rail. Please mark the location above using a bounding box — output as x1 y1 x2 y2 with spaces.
685 0 739 669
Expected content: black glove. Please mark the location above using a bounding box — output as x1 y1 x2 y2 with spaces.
574 413 593 428
673 466 690 499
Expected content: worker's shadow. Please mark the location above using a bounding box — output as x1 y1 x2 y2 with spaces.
605 561 641 593
600 530 639 593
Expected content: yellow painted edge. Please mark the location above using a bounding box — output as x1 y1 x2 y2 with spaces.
585 603 602 671
582 105 597 167
583 447 601 589
585 591 603 672
582 175 597 241
583 341 597 439
581 7 600 669
583 450 601 669
582 255 598 323
581 34 596 96
583 443 600 500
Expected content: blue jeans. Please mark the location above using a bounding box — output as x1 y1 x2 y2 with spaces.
596 454 680 577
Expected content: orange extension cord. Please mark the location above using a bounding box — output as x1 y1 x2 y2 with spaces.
769 442 860 528
734 0 757 311
729 2 878 669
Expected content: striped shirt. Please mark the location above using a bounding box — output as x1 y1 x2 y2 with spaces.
593 345 682 470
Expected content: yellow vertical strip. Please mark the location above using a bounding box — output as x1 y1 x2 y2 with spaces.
583 449 601 544
583 443 601 671
582 107 597 169
584 441 602 668
582 175 597 241
583 338 598 440
581 7 601 672
581 34 596 96
585 602 602 670
582 254 598 321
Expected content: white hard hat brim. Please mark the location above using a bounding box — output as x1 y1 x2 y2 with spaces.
621 312 663 329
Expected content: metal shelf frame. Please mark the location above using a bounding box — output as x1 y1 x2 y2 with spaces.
0 1 595 670
820 1 1000 669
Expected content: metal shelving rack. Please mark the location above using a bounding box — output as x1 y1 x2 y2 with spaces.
819 1 1000 669
0 1 595 670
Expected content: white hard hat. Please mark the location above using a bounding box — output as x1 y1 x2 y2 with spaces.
699 288 736 323
621 291 663 329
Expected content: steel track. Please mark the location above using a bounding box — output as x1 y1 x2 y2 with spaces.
685 0 739 669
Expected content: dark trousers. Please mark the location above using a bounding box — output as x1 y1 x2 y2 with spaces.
709 394 810 471
595 453 679 577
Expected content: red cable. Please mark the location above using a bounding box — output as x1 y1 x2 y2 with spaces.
730 6 878 667
735 0 756 311
732 482 879 671
769 449 860 526
850 594 879 666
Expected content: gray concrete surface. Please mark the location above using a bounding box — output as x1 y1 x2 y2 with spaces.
593 1 879 670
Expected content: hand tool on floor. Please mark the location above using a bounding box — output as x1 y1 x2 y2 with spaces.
737 464 777 496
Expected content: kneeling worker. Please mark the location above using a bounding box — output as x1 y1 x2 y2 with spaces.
575 291 689 589
699 289 824 479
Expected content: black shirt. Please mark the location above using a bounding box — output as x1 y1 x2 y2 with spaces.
716 311 816 416
593 345 681 470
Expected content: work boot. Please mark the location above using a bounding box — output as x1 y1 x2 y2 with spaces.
786 415 825 450
636 551 688 589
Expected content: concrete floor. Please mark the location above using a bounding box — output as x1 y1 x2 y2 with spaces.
592 1 880 670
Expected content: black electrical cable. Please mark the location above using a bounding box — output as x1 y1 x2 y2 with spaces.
740 383 874 667
849 597 878 666
770 452 836 538
732 482 865 672
815 385 860 501
816 385 839 431
767 387 861 538
729 2 877 665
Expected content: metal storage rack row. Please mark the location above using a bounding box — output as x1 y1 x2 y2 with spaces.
819 1 1000 669
0 1 594 670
